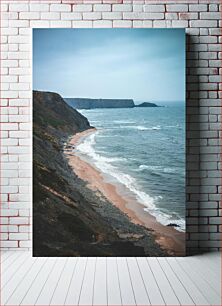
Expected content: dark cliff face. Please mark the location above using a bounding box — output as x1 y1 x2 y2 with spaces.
33 91 91 135
65 98 135 109
33 90 160 256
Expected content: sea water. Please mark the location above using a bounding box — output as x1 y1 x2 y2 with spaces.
76 105 185 231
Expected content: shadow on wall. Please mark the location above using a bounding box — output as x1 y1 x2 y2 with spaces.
186 34 202 256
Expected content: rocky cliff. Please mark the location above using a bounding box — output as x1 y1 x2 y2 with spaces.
33 90 167 256
34 91 90 134
65 98 135 109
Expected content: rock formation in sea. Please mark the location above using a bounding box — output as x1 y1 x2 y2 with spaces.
33 90 167 256
135 102 158 107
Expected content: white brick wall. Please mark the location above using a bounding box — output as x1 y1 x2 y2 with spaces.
1 0 221 254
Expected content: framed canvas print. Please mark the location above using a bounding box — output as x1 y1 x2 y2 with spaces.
33 29 185 256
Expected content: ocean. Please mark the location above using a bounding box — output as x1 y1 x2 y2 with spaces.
76 105 185 231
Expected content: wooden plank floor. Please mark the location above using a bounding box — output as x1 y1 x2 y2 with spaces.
1 251 220 306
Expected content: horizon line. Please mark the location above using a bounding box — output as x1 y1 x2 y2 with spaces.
33 89 184 103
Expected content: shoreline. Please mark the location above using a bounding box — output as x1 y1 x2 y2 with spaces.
64 128 185 256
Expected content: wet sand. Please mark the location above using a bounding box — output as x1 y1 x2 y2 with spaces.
64 128 185 256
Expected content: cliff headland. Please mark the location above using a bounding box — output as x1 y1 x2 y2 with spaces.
65 97 158 109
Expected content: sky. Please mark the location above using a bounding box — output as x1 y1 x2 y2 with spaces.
33 29 185 103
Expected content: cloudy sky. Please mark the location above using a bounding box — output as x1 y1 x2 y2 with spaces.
33 29 185 103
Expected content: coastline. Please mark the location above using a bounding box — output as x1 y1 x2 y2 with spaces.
64 128 185 256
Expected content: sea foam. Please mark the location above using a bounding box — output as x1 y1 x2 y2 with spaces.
121 125 161 131
137 125 161 131
76 132 185 232
139 164 177 174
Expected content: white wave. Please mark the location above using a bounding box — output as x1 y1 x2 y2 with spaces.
150 125 161 130
144 208 185 231
155 195 163 199
137 126 149 131
139 164 177 174
76 133 125 163
96 135 113 138
90 120 102 124
139 165 159 171
115 125 161 131
165 124 183 131
96 133 118 138
163 167 177 174
136 125 161 131
166 124 180 128
76 132 185 232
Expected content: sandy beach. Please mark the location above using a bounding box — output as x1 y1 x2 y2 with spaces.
64 128 185 256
